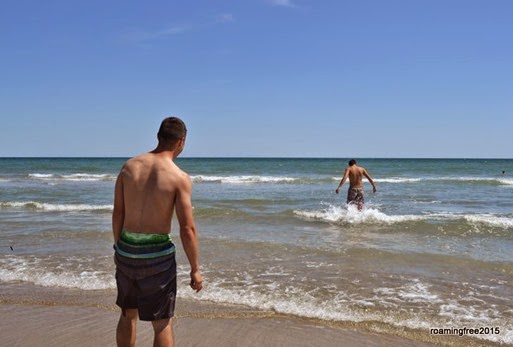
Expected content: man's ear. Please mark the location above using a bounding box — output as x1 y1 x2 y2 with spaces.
176 137 186 151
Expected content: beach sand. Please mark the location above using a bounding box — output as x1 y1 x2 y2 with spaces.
0 283 497 347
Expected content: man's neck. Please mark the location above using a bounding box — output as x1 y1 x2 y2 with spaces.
151 146 178 160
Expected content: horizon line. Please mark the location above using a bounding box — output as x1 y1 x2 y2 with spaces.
1 156 512 160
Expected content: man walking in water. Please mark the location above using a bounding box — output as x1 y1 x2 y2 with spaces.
112 117 202 347
335 159 377 211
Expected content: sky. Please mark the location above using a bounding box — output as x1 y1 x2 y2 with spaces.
1 0 512 158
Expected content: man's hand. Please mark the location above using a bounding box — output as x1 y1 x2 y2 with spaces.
372 186 377 193
190 270 203 293
335 188 340 194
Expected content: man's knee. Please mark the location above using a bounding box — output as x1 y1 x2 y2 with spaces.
152 318 172 333
121 308 139 320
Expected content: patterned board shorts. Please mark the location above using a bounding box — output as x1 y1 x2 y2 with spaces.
115 230 177 321
347 187 364 205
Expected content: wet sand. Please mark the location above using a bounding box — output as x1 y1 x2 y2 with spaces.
0 283 497 347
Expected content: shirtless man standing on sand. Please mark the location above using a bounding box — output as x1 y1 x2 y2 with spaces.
335 159 377 211
112 117 202 347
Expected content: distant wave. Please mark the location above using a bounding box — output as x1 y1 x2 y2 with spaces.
0 201 113 212
330 177 421 184
28 173 116 181
437 176 513 185
191 175 299 184
373 178 422 183
294 204 513 229
497 178 513 186
371 176 513 185
330 176 513 186
332 177 423 184
16 173 513 186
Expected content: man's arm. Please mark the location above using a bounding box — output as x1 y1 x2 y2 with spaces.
175 173 203 293
335 168 350 194
112 171 125 243
363 170 377 193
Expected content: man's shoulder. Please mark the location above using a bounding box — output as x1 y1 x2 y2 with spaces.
126 153 155 166
121 153 152 175
175 166 191 182
160 160 190 183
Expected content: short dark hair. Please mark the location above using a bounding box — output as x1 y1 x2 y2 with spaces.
157 117 187 144
348 159 357 166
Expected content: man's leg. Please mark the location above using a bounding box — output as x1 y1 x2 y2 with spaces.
357 191 364 211
152 318 173 347
117 308 138 347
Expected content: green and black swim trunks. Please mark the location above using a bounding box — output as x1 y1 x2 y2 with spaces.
114 229 177 321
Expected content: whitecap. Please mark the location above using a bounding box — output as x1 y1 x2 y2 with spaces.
0 201 113 212
28 173 115 181
191 175 297 184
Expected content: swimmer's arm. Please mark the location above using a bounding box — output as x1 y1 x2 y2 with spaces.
335 168 350 194
112 171 125 243
363 170 377 193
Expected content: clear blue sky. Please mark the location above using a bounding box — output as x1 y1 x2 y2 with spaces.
1 0 512 158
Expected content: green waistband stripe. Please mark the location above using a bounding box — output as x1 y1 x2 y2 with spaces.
121 229 172 245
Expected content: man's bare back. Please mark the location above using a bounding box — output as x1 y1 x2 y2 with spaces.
346 164 367 189
120 152 189 235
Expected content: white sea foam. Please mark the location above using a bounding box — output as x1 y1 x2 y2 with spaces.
0 256 115 290
498 178 513 186
176 270 512 344
28 173 115 181
439 300 501 322
464 214 513 229
178 275 366 323
436 176 513 186
294 204 513 230
294 204 422 224
336 176 513 186
191 175 298 184
397 280 441 303
425 212 513 230
374 177 422 183
29 173 54 179
332 177 422 183
2 256 510 344
0 201 113 212
61 173 115 181
374 279 442 305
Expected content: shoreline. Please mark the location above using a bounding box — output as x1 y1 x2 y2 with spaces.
0 282 500 347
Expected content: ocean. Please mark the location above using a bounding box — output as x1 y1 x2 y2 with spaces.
1 157 512 344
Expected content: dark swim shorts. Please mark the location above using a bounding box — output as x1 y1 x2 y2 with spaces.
114 230 177 321
347 187 364 205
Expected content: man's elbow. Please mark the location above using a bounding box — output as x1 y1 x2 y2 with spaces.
180 225 198 241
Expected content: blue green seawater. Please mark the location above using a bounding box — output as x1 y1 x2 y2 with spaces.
1 158 512 344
